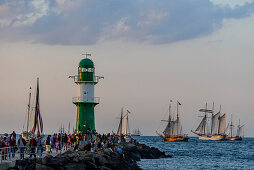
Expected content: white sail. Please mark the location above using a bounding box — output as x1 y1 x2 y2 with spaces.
211 112 220 135
163 103 172 136
239 125 244 137
237 125 244 137
116 108 123 136
195 117 206 134
225 123 231 136
218 114 226 134
172 120 177 135
170 121 174 135
180 124 183 135
121 114 129 135
163 121 171 136
176 118 180 135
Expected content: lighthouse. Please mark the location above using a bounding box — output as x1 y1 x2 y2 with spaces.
70 55 103 133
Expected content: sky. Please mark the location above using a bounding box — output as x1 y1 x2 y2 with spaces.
0 0 254 136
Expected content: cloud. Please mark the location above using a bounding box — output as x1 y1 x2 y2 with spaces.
0 0 49 27
0 0 254 45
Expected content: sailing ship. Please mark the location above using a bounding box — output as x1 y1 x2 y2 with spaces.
156 101 189 142
116 108 131 139
192 103 226 141
226 116 244 141
21 78 43 141
131 129 142 136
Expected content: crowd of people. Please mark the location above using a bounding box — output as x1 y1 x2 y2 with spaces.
0 128 138 161
0 131 44 160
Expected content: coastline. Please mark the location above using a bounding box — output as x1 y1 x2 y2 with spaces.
9 142 171 170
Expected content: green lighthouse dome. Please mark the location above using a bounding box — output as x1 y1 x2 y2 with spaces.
79 58 94 68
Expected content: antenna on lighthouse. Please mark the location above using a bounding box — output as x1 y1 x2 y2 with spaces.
82 53 91 58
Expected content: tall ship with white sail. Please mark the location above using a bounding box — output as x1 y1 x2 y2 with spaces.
131 129 142 136
226 115 244 141
116 108 131 138
192 103 226 141
156 101 189 142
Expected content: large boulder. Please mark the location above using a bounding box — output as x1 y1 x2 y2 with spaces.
15 158 36 170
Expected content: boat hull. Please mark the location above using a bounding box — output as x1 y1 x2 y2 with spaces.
164 136 189 142
198 135 226 141
227 137 242 141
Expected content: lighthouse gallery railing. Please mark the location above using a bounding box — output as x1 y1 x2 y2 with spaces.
72 97 100 103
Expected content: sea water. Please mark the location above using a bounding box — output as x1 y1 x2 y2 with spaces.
133 136 254 169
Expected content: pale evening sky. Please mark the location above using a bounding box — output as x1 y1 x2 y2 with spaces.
0 0 254 136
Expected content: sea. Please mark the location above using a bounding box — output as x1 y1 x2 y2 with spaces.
133 136 254 170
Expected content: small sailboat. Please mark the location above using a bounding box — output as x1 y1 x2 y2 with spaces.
226 116 244 141
21 78 43 141
156 101 189 142
116 108 131 139
192 103 226 141
131 129 142 136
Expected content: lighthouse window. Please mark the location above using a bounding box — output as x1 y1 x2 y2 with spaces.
79 68 94 72
88 68 94 72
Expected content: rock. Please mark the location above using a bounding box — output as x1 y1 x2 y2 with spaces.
97 165 111 170
129 151 141 161
86 161 97 169
8 140 170 170
64 163 86 170
15 158 36 170
41 155 53 165
94 154 108 166
36 163 54 170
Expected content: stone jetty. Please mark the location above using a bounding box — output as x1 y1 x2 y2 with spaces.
8 142 171 170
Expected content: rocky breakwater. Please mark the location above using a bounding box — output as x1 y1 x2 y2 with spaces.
8 142 171 170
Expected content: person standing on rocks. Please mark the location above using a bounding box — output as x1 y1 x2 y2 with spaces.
29 136 37 158
17 135 26 160
45 135 51 154
36 136 43 158
52 134 56 149
9 136 16 158
55 137 60 153
11 131 17 140
1 136 7 160
63 133 68 150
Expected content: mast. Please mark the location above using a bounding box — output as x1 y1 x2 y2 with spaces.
31 78 43 136
176 101 180 136
230 115 233 138
26 87 32 132
32 78 39 135
204 103 207 135
126 112 129 135
169 101 172 136
236 119 240 137
218 104 221 134
68 122 70 134
210 102 214 135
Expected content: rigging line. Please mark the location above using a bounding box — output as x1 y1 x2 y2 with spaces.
29 81 37 133
22 111 27 132
191 116 201 131
156 106 170 132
